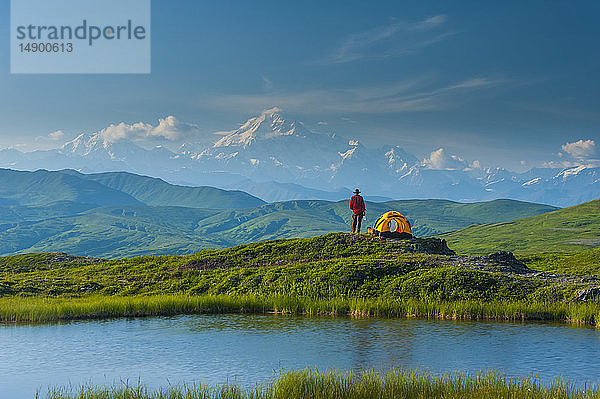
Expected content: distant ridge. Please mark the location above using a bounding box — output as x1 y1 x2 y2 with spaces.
75 171 265 209
0 168 264 210
0 168 140 207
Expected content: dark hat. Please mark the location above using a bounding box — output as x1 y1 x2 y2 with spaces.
354 189 360 194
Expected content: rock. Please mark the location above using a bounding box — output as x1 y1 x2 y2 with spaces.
575 287 600 301
424 238 455 255
407 238 455 255
485 251 531 274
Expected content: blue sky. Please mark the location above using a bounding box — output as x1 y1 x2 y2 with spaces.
0 0 599 171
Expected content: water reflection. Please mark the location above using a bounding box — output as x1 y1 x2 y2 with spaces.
1 315 599 398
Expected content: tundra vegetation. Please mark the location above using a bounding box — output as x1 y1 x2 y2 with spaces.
1 233 599 325
46 368 600 399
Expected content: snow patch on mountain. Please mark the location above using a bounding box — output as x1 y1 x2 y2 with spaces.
555 165 589 181
522 177 542 186
339 147 357 160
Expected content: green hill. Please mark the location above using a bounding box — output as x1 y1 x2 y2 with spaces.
0 168 141 206
0 205 223 258
439 199 600 254
194 199 557 244
0 168 562 258
78 171 266 209
328 198 557 236
2 233 599 325
0 198 557 258
0 201 97 224
0 168 265 209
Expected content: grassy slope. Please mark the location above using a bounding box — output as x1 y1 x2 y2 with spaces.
81 171 266 209
2 233 600 324
1 233 598 301
0 206 224 258
521 247 600 277
0 199 557 258
439 199 600 254
0 201 97 224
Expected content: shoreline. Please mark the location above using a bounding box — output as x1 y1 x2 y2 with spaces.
2 294 599 327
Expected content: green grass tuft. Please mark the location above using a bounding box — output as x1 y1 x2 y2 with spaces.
1 294 599 326
45 368 600 399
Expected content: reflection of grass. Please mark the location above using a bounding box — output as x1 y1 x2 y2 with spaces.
47 368 600 399
2 294 599 326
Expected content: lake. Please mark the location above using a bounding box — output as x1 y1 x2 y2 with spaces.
1 314 599 398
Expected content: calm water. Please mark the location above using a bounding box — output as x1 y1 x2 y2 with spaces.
1 314 600 398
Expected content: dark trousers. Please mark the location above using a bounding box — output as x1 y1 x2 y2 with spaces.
352 213 363 233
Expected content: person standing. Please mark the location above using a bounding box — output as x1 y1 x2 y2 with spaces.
349 188 366 233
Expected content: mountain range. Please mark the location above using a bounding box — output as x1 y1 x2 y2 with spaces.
1 108 598 207
0 168 558 258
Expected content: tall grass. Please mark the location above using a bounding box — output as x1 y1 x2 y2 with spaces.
46 368 600 399
1 294 599 326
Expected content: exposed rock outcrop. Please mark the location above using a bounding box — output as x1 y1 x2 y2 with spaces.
575 287 600 301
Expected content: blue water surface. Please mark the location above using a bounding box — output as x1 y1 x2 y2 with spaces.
1 314 599 398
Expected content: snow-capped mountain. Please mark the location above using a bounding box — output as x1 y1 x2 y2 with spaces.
186 107 418 190
0 108 598 206
213 107 309 148
54 133 185 176
205 107 352 180
60 133 167 161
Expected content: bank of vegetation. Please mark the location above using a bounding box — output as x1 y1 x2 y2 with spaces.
2 294 599 326
1 233 599 325
46 368 600 399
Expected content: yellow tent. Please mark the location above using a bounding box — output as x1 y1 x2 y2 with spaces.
371 211 413 238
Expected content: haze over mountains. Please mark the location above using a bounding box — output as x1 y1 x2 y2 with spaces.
1 108 598 207
0 168 558 258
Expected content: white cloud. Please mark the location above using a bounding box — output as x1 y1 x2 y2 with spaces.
262 76 273 90
561 139 596 160
30 130 70 150
202 76 501 115
48 130 65 140
321 15 451 65
98 116 200 143
444 78 494 90
421 15 446 26
423 148 469 170
543 139 599 168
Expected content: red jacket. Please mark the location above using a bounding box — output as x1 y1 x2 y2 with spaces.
350 194 366 215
